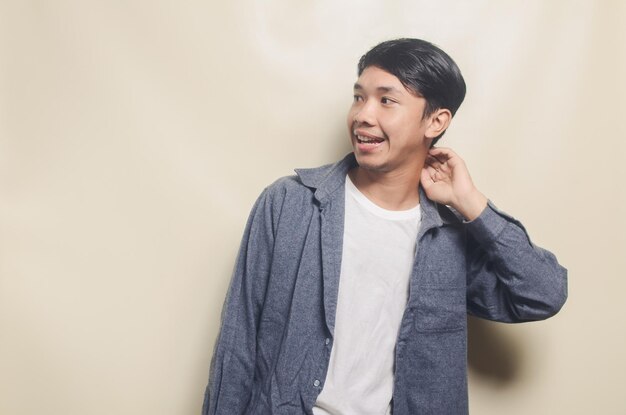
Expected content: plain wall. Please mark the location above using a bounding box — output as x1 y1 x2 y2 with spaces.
1 1 625 414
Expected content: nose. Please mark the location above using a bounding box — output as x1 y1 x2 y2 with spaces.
353 100 376 127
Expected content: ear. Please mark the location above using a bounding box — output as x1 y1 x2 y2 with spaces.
425 109 452 139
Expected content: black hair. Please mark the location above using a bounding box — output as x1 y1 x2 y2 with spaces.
357 38 466 144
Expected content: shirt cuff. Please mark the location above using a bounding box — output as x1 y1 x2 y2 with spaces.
464 201 509 246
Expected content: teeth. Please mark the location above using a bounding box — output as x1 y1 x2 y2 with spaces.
356 134 381 143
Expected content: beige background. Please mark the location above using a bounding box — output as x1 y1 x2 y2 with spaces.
1 1 625 414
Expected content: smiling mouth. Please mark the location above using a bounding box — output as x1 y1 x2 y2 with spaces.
355 134 384 144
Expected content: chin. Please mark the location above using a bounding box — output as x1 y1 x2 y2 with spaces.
353 154 389 173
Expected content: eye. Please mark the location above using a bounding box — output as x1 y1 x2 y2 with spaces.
381 97 396 105
353 94 363 102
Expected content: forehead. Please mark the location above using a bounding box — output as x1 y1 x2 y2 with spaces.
354 66 411 94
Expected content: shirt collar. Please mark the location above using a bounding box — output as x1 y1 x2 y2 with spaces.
295 153 457 229
295 153 357 206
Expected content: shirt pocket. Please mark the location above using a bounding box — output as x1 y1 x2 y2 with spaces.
414 286 466 333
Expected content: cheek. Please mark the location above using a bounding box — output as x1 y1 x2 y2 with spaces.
387 119 424 145
346 109 356 129
404 117 426 138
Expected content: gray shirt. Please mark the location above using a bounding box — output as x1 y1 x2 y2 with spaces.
202 153 567 415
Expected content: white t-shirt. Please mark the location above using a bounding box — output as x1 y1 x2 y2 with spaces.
313 175 421 415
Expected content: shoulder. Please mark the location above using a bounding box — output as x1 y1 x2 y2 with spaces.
263 174 313 202
263 154 355 203
253 154 355 218
252 175 316 226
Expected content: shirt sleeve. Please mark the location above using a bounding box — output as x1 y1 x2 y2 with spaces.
202 188 276 414
464 201 568 323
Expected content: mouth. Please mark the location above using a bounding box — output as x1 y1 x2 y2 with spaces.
354 131 385 145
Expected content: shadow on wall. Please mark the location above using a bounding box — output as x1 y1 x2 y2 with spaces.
467 315 526 386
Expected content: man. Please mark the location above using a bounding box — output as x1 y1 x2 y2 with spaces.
202 38 567 414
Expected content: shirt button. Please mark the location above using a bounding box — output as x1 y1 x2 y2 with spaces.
325 338 330 345
313 379 321 387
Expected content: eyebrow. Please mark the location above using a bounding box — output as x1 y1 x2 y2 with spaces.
353 83 403 94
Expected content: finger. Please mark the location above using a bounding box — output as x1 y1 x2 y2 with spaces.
426 159 451 174
429 146 455 158
424 164 440 182
420 168 435 188
425 160 451 181
429 147 462 168
428 152 448 165
424 163 438 176
425 156 450 173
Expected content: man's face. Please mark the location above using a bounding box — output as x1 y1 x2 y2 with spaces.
347 66 432 174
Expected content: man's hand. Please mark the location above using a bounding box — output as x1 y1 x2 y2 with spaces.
420 147 488 221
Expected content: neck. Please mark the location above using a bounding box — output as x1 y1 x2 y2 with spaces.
349 163 423 211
